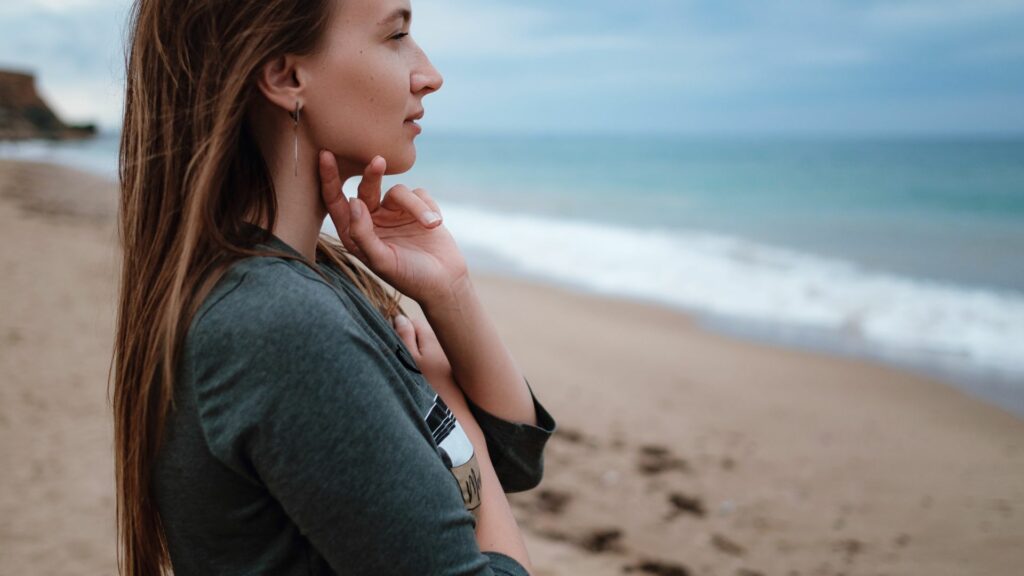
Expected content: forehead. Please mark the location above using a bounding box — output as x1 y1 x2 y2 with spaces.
333 0 412 26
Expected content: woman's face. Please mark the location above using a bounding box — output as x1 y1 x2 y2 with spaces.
302 0 443 176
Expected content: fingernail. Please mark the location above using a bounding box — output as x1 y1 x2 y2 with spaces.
394 314 409 327
422 211 441 225
350 198 361 219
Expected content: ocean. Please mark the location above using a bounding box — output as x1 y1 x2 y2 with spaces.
4 130 1023 417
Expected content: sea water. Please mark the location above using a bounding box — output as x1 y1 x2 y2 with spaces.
5 130 1023 417
390 132 1024 418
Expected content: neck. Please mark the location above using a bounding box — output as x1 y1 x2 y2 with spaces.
249 137 362 261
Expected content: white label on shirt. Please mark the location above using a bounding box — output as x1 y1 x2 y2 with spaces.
424 393 482 512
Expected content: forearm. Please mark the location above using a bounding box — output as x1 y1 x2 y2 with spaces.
473 440 532 574
421 275 536 427
427 371 533 573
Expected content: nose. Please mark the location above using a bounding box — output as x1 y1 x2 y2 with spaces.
411 47 443 95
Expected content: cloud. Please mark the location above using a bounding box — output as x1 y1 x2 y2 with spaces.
0 0 113 13
0 0 1021 134
865 0 1024 29
0 1 128 128
415 0 638 59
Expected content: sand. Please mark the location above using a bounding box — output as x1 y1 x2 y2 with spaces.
1 158 1022 576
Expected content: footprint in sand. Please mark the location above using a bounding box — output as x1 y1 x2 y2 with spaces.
578 527 625 553
554 426 585 443
550 425 601 449
833 538 864 563
530 525 630 559
637 444 690 475
664 492 706 521
622 558 692 576
710 533 746 557
530 488 573 515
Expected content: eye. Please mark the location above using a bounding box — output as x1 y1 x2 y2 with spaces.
390 32 410 41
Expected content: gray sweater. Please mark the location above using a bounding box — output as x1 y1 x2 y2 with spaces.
154 226 556 575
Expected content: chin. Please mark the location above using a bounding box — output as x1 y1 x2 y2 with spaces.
384 146 416 174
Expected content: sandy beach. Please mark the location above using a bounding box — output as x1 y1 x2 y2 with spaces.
1 157 1022 576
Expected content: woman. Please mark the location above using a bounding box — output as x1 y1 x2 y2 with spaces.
111 0 557 574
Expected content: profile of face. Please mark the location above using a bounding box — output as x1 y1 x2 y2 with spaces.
256 0 443 178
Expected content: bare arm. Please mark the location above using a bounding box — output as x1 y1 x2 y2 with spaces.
432 369 534 573
392 314 534 573
420 275 537 427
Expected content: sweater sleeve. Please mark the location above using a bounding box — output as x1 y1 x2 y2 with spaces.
188 267 529 576
464 377 557 493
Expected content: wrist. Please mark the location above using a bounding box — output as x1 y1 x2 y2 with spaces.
422 272 476 316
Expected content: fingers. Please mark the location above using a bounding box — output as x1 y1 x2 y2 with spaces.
319 150 347 219
357 156 386 213
410 187 441 214
318 151 361 256
347 197 393 268
381 185 443 228
392 314 418 356
321 151 441 270
408 316 438 353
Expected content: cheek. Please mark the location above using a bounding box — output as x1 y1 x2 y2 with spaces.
307 54 408 153
355 54 409 115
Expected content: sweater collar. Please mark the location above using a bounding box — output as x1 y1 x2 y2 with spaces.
239 221 306 260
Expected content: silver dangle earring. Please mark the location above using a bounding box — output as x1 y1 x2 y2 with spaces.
291 101 302 176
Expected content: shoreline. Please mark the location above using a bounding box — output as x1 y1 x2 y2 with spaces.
6 140 1023 419
2 158 1022 575
464 254 1024 423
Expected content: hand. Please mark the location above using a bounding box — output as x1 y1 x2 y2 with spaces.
319 151 469 307
390 313 455 395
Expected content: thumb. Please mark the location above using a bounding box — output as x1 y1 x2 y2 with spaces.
392 314 419 356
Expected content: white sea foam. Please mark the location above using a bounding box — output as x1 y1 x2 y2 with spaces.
8 137 1020 380
327 200 1024 377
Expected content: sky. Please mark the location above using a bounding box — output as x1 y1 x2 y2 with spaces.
1 0 1023 135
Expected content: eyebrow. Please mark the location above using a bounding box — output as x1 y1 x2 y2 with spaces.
377 7 411 26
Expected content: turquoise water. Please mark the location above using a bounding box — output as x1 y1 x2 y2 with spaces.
5 130 1024 416
403 133 1024 293
397 133 1024 417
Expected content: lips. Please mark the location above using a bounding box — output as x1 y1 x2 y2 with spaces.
405 109 424 122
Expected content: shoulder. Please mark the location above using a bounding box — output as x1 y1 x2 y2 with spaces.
182 255 393 418
194 257 343 331
185 256 371 369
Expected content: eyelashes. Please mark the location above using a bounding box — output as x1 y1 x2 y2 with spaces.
391 32 410 41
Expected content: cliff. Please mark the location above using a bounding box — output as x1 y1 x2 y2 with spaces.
0 69 97 141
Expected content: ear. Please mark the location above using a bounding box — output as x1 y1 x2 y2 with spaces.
255 54 306 115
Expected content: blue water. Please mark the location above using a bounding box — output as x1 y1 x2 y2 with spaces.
5 130 1024 417
394 133 1024 418
402 133 1024 293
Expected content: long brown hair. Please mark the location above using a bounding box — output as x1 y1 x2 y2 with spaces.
111 1 404 573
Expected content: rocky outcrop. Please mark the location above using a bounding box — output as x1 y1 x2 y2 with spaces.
0 69 97 141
